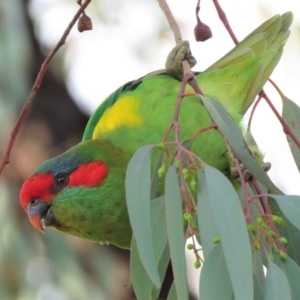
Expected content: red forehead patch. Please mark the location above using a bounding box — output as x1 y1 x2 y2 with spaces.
19 173 54 211
69 161 108 187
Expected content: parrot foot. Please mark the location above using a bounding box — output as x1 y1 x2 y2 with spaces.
231 162 271 183
165 40 197 80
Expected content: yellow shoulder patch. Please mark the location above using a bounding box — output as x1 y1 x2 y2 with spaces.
92 96 143 138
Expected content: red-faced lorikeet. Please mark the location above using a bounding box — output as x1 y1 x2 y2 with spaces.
20 13 292 249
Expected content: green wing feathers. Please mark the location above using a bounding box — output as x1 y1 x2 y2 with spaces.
204 12 292 113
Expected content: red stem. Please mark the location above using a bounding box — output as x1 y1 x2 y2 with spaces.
212 0 239 44
262 90 300 149
247 94 263 129
195 0 200 22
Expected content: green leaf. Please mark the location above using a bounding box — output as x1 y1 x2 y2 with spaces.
282 97 300 172
204 165 253 300
165 166 189 300
131 239 152 299
199 244 233 300
253 274 264 300
202 96 271 189
150 197 170 299
274 255 300 300
196 171 218 258
126 145 160 287
264 260 292 300
253 250 265 300
270 195 300 231
167 282 178 300
130 196 168 299
151 243 170 298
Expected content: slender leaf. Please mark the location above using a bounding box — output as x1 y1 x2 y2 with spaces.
264 260 292 300
126 145 160 287
197 171 218 258
202 96 271 189
150 197 169 299
282 97 300 172
270 195 300 231
131 196 168 299
167 282 177 300
253 274 264 300
204 165 253 300
151 243 170 299
131 239 152 299
274 255 300 300
165 166 189 300
253 250 265 300
199 244 233 300
149 197 168 267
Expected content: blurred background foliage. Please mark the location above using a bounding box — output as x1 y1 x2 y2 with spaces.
0 0 299 299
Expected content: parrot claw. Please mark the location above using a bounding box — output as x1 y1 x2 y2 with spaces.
165 40 197 80
262 162 271 172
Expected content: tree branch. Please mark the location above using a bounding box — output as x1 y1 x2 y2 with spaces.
0 0 92 176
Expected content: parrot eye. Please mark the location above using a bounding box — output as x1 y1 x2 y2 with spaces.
55 174 69 188
29 199 39 206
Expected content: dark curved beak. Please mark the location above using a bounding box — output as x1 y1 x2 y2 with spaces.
27 199 57 232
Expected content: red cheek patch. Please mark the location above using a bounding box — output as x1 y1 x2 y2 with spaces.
69 161 108 187
20 173 54 211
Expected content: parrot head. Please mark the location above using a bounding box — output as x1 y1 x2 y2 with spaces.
19 139 132 249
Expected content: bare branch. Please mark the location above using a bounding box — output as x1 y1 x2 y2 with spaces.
212 0 238 44
0 0 92 176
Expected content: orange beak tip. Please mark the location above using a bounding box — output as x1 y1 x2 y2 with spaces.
28 213 44 233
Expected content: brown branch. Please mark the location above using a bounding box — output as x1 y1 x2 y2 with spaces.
212 0 238 44
157 0 182 43
0 0 92 176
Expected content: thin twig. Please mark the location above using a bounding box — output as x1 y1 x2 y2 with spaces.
247 94 263 129
212 0 238 44
261 90 300 149
267 79 300 150
157 0 182 42
0 0 92 176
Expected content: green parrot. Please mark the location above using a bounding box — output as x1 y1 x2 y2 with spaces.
20 13 292 249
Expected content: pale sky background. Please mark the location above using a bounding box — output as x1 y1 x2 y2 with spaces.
28 0 300 297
